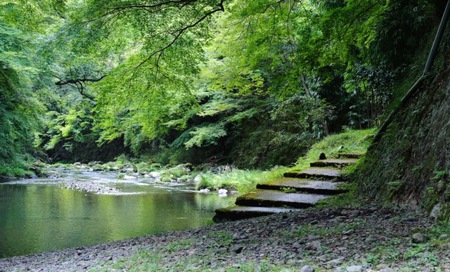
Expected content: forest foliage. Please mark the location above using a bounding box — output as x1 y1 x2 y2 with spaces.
0 0 441 175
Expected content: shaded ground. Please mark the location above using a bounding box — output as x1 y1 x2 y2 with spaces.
0 206 448 271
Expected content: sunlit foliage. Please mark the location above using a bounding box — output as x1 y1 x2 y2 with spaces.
0 0 441 171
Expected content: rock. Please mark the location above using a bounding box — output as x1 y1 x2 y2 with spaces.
199 188 210 193
218 189 228 197
342 230 353 235
439 234 449 240
319 153 327 160
123 175 137 180
326 258 344 266
292 242 301 249
341 209 359 217
371 265 394 272
307 234 321 241
232 245 244 254
429 203 441 220
305 241 321 251
346 265 363 272
300 265 315 272
149 171 161 178
193 175 202 183
412 233 427 243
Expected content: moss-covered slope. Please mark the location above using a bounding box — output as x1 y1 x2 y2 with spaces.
354 27 450 220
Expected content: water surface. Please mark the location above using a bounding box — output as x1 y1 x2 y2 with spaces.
0 170 235 258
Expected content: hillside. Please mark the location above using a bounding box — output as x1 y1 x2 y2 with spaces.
354 21 450 220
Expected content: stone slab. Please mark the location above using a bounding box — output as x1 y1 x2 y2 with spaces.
284 167 342 180
337 152 365 159
256 178 347 195
213 205 297 222
310 158 358 168
235 189 330 208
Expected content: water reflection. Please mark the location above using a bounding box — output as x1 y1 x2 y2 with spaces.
0 174 236 258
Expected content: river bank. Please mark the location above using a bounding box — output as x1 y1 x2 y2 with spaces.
0 205 448 271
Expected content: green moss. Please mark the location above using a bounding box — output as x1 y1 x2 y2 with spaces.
291 128 375 171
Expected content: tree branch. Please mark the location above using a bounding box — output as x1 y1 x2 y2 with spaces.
55 75 106 101
103 0 198 16
135 0 225 69
55 75 107 86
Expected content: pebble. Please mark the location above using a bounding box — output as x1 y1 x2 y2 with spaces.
307 234 321 241
305 241 321 251
412 232 427 243
301 265 315 272
346 265 363 272
326 258 344 266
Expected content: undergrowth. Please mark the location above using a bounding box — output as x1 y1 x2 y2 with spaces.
291 128 375 171
195 166 288 194
196 128 375 195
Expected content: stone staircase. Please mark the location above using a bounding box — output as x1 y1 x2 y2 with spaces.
213 153 362 222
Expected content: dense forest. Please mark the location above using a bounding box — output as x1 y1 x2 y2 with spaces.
0 0 448 216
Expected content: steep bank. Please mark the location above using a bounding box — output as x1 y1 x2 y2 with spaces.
353 21 450 220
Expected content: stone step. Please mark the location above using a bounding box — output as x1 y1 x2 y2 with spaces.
310 158 358 168
235 189 330 208
256 178 347 195
284 167 342 180
213 206 297 222
337 152 365 159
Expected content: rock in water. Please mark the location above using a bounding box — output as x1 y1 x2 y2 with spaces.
218 189 228 197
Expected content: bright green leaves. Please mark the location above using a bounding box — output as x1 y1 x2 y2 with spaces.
0 0 434 169
92 49 200 153
0 20 43 175
184 123 227 149
318 0 389 63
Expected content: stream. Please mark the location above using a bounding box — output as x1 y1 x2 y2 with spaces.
0 168 236 258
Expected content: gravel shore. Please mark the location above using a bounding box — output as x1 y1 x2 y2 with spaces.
0 206 448 272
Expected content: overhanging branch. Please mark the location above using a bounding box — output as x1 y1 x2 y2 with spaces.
55 75 106 101
55 75 107 86
135 0 225 69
